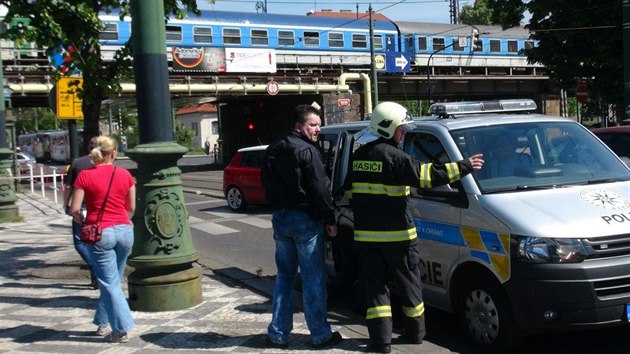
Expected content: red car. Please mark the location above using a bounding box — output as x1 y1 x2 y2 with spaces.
591 126 630 164
222 145 269 211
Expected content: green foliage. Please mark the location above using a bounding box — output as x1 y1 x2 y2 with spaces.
37 111 58 131
486 0 528 29
395 100 431 116
459 0 494 25
487 0 622 112
0 0 207 142
175 120 193 151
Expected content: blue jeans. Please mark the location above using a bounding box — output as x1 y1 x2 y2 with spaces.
72 220 94 279
90 224 135 334
267 210 333 345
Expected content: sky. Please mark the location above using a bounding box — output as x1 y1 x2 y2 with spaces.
196 0 475 23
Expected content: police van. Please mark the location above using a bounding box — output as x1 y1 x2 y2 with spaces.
319 99 630 352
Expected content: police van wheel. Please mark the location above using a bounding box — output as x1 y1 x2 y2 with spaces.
459 274 523 353
226 186 247 211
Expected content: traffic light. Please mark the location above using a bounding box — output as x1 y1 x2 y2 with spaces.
246 118 255 131
471 29 481 51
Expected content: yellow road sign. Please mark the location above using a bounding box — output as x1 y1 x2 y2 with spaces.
56 77 83 119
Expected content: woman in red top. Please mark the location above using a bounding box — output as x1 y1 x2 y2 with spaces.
71 135 136 343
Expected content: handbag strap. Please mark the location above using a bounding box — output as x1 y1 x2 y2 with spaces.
95 166 117 225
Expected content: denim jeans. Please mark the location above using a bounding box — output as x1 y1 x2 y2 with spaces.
72 220 94 279
90 224 135 334
267 210 333 345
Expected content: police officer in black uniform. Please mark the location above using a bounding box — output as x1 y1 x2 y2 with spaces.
346 102 484 353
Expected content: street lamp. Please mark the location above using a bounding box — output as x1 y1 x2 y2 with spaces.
427 42 455 104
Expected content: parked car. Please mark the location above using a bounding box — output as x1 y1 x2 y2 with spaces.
222 145 268 211
591 126 630 162
15 152 36 174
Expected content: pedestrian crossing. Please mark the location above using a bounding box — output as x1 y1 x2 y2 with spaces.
186 202 272 235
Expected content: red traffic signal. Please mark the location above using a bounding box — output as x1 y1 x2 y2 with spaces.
247 122 255 131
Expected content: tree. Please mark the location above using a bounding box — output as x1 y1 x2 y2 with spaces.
0 0 210 144
488 0 622 114
459 0 494 26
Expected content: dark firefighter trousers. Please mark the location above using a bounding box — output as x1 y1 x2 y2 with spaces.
358 244 426 345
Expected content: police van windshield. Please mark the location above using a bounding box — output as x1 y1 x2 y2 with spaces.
450 122 630 193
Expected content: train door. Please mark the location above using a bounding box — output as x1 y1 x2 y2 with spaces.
385 34 396 52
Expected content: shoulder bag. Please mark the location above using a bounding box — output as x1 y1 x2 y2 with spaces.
80 167 117 245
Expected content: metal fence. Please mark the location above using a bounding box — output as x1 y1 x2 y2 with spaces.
11 163 67 205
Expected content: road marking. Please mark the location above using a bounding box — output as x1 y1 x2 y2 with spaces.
236 217 272 229
185 200 224 206
190 221 238 235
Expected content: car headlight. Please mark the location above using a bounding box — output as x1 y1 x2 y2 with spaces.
515 236 588 263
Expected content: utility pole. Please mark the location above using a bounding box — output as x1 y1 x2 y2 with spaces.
369 4 378 108
126 0 202 311
623 0 630 117
449 0 460 24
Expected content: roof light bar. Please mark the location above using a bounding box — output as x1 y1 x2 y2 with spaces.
429 99 537 117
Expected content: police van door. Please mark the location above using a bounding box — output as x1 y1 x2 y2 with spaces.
403 130 464 309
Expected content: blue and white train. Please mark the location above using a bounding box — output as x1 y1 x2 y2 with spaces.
97 10 540 73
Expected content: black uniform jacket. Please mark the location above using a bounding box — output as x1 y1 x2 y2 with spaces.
262 132 336 225
346 138 474 247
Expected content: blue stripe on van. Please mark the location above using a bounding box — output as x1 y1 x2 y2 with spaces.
414 220 465 246
471 250 490 264
479 230 506 255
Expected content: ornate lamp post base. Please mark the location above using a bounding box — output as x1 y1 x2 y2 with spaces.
126 142 202 311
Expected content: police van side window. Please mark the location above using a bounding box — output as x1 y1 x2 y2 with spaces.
403 132 450 165
403 132 459 200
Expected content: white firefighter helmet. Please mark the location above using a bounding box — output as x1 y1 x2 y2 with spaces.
369 102 415 139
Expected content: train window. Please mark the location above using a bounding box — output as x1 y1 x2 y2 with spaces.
193 27 213 44
373 34 383 50
329 32 344 48
99 23 118 41
166 25 182 42
223 28 241 45
251 29 268 45
525 40 534 50
304 31 320 47
278 30 295 46
417 36 427 51
352 34 367 48
474 40 483 52
452 38 465 51
432 37 445 51
507 40 518 53
490 39 501 52
404 36 414 50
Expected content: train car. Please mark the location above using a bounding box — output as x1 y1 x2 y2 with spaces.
99 10 400 67
97 10 538 73
49 129 84 163
396 22 542 74
17 131 50 162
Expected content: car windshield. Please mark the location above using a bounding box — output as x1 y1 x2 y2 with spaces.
450 121 630 193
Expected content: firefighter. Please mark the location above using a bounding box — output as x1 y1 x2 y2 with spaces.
346 102 484 353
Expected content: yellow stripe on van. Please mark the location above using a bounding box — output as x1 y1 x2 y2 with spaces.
461 226 484 250
489 253 510 282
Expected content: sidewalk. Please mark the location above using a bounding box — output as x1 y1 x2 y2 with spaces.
0 193 449 353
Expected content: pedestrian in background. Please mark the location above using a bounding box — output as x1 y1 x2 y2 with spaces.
261 104 343 350
70 135 136 343
347 102 484 353
63 137 98 289
204 138 211 156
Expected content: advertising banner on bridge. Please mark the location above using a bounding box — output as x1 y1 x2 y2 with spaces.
173 47 276 73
